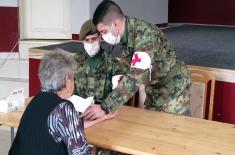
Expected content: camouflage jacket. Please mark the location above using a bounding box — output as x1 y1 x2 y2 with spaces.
102 17 192 115
74 48 122 103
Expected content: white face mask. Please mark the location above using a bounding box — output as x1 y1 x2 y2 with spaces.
83 41 100 57
102 24 121 45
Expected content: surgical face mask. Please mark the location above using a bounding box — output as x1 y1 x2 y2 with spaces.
102 24 121 45
83 41 100 57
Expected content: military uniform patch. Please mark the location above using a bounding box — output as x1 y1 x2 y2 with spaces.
130 52 151 70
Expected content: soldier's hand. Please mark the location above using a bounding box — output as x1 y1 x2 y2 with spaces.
80 104 106 121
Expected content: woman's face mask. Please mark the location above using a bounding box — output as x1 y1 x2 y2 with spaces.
102 23 121 45
83 41 100 57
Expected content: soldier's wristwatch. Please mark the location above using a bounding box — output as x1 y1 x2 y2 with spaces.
101 104 109 114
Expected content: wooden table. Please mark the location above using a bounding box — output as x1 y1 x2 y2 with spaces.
0 97 33 142
0 109 23 142
85 106 235 155
1 105 235 155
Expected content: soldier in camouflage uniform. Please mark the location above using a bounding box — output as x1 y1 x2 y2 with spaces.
74 19 123 120
81 0 192 121
75 19 124 155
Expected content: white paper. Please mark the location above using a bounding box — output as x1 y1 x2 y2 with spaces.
0 88 25 113
112 75 123 89
7 88 25 109
69 95 94 113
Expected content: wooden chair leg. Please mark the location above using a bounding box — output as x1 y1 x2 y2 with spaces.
129 96 135 107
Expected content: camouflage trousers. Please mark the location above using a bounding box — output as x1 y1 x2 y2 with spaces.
145 88 191 116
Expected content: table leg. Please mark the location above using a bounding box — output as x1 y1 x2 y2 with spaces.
93 146 98 155
11 127 14 143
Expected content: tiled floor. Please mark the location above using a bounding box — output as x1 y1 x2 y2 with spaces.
0 127 11 155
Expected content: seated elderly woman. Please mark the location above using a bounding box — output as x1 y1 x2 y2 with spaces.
9 49 115 155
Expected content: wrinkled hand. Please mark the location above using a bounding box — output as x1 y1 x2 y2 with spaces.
103 111 117 120
80 104 106 121
84 111 118 128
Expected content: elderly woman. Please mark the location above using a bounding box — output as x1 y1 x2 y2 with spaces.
9 50 93 155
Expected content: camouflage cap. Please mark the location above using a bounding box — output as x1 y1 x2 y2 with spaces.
79 19 98 41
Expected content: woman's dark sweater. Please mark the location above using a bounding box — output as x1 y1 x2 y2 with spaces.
9 92 69 155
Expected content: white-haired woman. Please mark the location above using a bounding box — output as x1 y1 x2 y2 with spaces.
9 50 106 155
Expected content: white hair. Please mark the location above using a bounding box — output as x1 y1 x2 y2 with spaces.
38 49 77 92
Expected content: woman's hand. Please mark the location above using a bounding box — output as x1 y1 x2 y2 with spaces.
84 111 117 128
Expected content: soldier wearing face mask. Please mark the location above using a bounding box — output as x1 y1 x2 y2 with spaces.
74 19 123 119
80 1 192 122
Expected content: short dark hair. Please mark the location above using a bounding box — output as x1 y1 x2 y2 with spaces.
93 0 124 26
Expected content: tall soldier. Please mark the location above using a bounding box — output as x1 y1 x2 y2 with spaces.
81 0 192 120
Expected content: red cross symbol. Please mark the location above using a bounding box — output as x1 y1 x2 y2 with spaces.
131 53 141 66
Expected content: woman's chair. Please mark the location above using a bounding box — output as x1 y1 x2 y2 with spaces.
189 68 215 120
